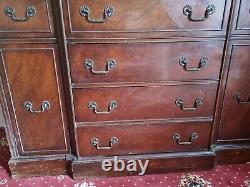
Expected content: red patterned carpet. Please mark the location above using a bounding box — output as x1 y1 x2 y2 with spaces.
0 128 249 187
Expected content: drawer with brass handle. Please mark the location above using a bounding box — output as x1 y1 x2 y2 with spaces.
0 0 54 38
72 84 217 123
68 41 223 84
63 0 231 38
76 122 211 157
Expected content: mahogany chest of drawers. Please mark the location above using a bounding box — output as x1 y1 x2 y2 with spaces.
0 0 249 178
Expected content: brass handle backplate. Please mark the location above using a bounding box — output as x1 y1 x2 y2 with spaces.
88 100 118 115
90 137 118 150
79 5 114 23
173 132 198 145
179 57 208 72
24 101 50 113
4 6 36 22
84 59 116 74
175 98 204 111
233 94 250 104
183 4 215 22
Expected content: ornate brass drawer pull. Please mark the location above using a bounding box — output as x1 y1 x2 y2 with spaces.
173 132 199 145
90 137 118 150
4 6 36 22
79 5 114 23
175 98 204 111
88 100 118 115
183 4 215 22
233 95 250 104
179 57 208 71
24 101 50 113
84 59 116 74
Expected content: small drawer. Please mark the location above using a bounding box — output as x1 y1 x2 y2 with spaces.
232 0 250 35
76 122 211 157
68 41 223 84
63 0 230 38
0 0 54 38
72 84 217 123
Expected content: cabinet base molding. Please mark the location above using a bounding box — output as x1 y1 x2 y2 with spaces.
7 147 250 179
214 144 250 165
71 152 215 179
8 155 71 179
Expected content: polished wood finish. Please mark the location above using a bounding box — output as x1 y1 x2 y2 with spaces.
0 0 54 38
0 44 69 155
63 0 231 38
72 152 214 179
68 41 223 84
9 156 70 179
231 0 250 35
0 0 249 179
76 122 211 157
218 43 250 140
73 84 217 123
215 145 250 165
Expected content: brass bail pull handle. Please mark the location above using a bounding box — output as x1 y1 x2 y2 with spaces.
233 95 250 104
175 98 204 111
172 133 199 145
183 4 215 22
88 100 118 115
4 6 36 22
79 5 114 23
24 101 50 113
90 137 118 150
179 57 208 72
84 59 116 74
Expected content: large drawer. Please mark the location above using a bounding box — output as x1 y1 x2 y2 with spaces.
68 41 224 84
63 0 230 38
76 122 211 157
72 84 217 123
0 44 69 155
231 0 250 35
0 0 54 38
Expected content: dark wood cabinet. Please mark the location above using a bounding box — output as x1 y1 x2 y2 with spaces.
0 0 249 179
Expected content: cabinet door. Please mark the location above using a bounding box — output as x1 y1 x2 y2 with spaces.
231 0 250 35
219 43 250 140
0 44 69 155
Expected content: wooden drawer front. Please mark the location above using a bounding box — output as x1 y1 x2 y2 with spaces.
0 46 68 155
0 0 54 37
76 122 211 157
64 0 229 37
232 0 250 35
73 84 217 123
219 45 250 140
68 42 223 84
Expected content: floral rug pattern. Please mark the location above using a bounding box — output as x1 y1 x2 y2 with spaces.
0 128 249 187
